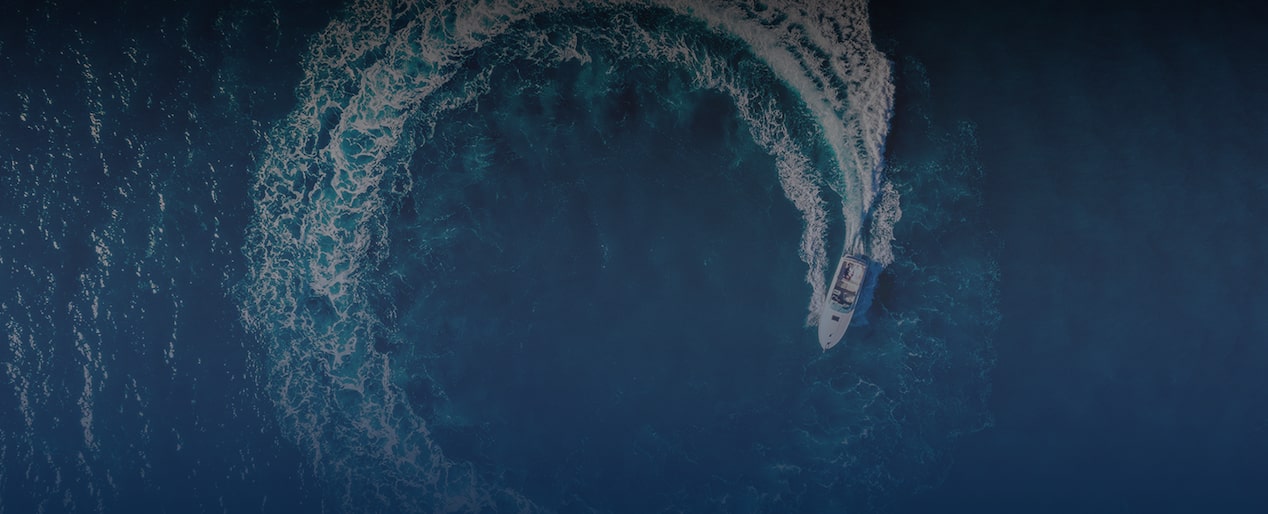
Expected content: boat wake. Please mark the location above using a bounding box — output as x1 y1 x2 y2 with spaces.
239 0 900 510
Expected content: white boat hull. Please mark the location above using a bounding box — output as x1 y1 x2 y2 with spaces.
818 254 868 351
818 303 853 351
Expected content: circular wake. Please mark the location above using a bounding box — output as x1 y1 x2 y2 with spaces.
234 0 989 511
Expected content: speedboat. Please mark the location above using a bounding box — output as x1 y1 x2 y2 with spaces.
817 254 868 350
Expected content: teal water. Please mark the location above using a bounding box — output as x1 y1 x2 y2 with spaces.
0 1 1006 512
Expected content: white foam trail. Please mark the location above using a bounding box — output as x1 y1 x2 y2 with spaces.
867 180 902 267
242 0 894 509
654 0 895 317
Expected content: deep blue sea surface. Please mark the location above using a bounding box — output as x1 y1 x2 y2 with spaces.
4 0 1259 513
872 0 1268 512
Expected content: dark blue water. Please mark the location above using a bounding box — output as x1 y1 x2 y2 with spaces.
0 0 1040 512
872 1 1268 512
389 69 816 511
0 2 328 512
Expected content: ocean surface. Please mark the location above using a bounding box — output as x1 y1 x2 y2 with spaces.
5 0 1259 513
872 1 1268 512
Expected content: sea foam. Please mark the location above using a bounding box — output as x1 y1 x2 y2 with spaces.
241 0 895 509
